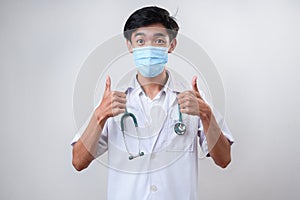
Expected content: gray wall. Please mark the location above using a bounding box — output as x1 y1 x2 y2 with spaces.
0 0 299 199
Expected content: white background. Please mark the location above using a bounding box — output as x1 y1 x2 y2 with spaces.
0 0 299 199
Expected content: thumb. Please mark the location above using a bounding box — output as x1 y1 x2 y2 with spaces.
192 76 199 93
104 75 111 93
192 76 202 99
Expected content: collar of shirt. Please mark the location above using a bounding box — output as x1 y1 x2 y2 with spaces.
117 69 189 97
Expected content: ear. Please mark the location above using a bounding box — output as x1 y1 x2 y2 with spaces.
168 38 177 53
126 39 133 53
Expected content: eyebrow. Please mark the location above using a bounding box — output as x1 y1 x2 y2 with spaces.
133 32 167 38
134 32 145 37
153 33 167 37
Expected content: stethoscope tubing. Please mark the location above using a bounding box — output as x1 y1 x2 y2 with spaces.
120 96 186 160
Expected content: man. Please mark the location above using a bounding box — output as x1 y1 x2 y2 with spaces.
72 6 234 200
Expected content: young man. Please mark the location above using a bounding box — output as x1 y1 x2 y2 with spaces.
72 6 234 200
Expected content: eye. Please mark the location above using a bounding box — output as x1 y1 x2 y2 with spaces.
136 39 144 45
155 39 166 45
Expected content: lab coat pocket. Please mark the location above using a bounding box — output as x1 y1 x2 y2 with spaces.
165 111 197 153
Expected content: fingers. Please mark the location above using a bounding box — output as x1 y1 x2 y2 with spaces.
111 101 126 116
110 91 126 116
111 91 126 99
177 91 193 104
177 91 200 116
177 94 195 109
111 94 126 116
176 76 204 111
112 108 126 116
111 92 127 105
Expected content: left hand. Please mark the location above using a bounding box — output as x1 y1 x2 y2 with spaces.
177 76 212 121
178 76 231 168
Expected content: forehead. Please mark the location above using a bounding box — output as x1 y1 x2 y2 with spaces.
131 23 169 38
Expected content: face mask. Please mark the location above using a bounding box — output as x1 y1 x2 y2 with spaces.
133 46 168 78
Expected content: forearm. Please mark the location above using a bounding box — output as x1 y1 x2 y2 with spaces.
202 114 231 168
176 77 232 168
72 111 107 171
72 76 126 171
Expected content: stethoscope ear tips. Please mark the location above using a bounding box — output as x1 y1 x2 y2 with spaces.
128 152 144 160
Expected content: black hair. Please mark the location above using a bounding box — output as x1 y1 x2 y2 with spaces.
123 6 179 42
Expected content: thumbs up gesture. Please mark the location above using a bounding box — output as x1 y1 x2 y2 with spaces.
177 76 212 121
94 76 126 124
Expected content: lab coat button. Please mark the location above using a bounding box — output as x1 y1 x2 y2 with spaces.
150 185 157 192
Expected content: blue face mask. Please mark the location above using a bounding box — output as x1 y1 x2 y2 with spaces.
133 46 168 78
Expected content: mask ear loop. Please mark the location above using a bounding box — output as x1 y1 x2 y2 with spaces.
121 107 144 160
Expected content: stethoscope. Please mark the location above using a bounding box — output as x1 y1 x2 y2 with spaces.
120 104 186 160
174 104 187 135
120 108 144 160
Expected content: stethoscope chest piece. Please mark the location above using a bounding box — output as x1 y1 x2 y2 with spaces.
174 104 186 135
174 122 186 135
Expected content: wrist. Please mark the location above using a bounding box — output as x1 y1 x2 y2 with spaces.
199 105 214 132
202 113 220 135
94 108 109 127
199 102 212 121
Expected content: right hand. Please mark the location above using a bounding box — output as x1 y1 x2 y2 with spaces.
94 76 126 124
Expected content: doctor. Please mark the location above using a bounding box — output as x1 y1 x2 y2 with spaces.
72 6 233 200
